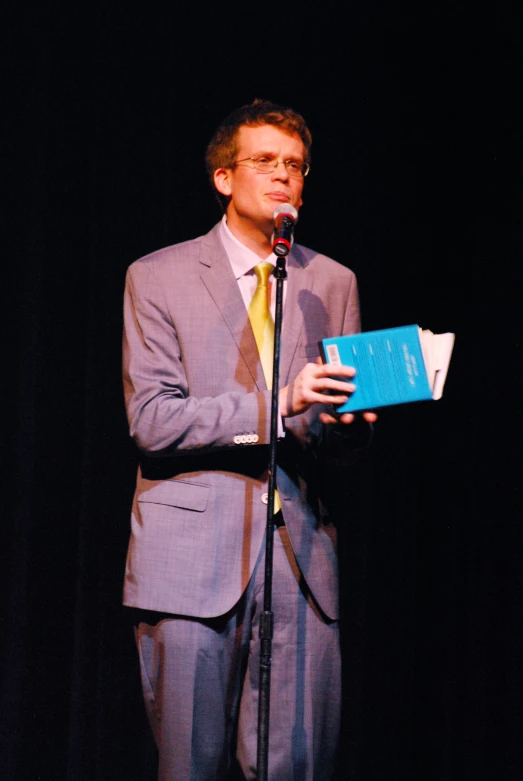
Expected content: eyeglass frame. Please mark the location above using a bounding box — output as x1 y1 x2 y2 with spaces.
232 155 310 178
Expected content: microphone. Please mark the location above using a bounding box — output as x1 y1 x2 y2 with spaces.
272 203 298 257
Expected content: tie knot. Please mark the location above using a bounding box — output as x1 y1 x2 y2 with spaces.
253 261 274 288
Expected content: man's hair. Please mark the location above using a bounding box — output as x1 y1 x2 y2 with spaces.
205 99 312 205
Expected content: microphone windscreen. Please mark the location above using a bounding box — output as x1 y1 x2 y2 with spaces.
273 203 298 222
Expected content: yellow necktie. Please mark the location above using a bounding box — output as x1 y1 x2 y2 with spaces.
248 262 275 389
248 262 281 514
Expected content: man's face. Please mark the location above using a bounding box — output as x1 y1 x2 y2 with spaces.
214 124 306 236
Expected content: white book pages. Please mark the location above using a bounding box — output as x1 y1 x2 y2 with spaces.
419 328 455 400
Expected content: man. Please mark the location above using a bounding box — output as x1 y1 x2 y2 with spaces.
123 100 376 781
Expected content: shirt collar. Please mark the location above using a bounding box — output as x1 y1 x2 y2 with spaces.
219 215 275 279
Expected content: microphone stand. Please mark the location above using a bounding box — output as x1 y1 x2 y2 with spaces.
256 247 288 781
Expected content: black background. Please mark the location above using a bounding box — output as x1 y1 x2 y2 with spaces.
2 4 522 780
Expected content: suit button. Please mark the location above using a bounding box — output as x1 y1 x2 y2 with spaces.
261 493 269 504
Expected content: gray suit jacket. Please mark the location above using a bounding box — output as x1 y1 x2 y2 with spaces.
122 223 362 620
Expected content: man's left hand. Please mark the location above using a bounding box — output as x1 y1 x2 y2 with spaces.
319 409 378 425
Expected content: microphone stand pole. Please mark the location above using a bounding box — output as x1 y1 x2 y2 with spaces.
256 249 288 781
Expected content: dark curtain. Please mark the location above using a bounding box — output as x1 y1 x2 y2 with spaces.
2 5 522 780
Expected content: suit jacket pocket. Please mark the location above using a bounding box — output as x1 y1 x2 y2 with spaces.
137 480 210 512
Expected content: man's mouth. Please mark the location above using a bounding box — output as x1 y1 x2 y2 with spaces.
266 191 291 202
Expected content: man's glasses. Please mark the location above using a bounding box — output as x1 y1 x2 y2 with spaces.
233 155 310 179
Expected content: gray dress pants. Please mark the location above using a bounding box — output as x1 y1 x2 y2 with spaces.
135 526 341 781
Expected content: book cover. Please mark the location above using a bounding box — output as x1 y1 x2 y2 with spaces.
321 325 455 412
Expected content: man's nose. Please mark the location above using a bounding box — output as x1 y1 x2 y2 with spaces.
271 160 289 179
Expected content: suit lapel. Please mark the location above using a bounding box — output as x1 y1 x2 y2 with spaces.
280 245 314 386
198 225 266 390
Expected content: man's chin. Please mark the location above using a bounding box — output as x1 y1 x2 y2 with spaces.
251 212 275 236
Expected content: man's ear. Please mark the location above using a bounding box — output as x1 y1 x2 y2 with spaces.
214 168 232 197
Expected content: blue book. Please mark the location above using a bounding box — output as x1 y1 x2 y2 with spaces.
321 325 455 412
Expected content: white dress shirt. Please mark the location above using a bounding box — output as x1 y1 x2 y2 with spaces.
219 216 287 321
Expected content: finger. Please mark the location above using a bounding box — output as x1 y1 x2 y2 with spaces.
362 411 378 422
319 412 339 424
313 378 356 394
319 411 356 425
318 411 353 424
307 391 349 405
312 363 357 379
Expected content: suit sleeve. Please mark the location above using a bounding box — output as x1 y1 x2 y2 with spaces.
122 261 273 457
342 268 362 336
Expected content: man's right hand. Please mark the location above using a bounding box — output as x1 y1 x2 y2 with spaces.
279 362 378 425
278 362 357 418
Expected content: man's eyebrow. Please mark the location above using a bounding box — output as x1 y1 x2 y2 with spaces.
253 151 303 160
